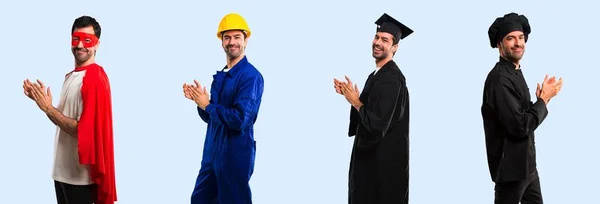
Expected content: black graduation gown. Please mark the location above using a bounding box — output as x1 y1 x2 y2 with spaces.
347 60 410 204
481 57 548 183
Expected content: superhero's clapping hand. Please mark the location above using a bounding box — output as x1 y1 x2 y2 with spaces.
23 79 54 113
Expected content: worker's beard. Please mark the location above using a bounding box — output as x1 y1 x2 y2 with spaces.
225 44 244 59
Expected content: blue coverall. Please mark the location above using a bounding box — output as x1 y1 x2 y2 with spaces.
191 56 264 204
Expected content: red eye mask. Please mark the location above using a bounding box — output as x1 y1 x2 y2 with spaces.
71 32 98 48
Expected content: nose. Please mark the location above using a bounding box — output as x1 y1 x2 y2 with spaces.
76 41 84 48
227 40 236 46
513 39 523 48
374 39 383 47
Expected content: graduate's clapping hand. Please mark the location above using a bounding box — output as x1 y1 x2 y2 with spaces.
184 80 210 110
23 79 53 113
333 78 344 95
536 74 563 105
334 76 363 108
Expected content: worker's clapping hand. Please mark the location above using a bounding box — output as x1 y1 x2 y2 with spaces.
183 80 210 110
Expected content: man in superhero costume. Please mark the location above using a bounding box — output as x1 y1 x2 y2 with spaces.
23 15 117 204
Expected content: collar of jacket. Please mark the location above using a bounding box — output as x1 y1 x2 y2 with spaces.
219 55 249 77
374 59 396 75
498 56 521 71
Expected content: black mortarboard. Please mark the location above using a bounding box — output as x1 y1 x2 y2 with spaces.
375 13 413 44
488 12 531 48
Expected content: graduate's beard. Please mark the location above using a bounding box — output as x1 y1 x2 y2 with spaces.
372 44 391 60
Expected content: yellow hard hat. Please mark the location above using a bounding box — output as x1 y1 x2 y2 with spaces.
217 13 251 39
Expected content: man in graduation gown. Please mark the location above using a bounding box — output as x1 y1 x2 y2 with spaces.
183 13 264 204
23 16 117 204
481 12 563 204
334 13 412 204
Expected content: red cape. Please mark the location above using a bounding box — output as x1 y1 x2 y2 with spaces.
75 63 117 204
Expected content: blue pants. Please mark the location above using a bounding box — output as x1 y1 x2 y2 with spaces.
191 143 256 204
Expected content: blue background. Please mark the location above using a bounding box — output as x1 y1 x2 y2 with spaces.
1 0 598 203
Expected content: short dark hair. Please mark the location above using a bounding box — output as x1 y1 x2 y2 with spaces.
221 30 247 40
71 16 101 39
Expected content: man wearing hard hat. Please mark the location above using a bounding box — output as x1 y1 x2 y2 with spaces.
183 13 264 204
